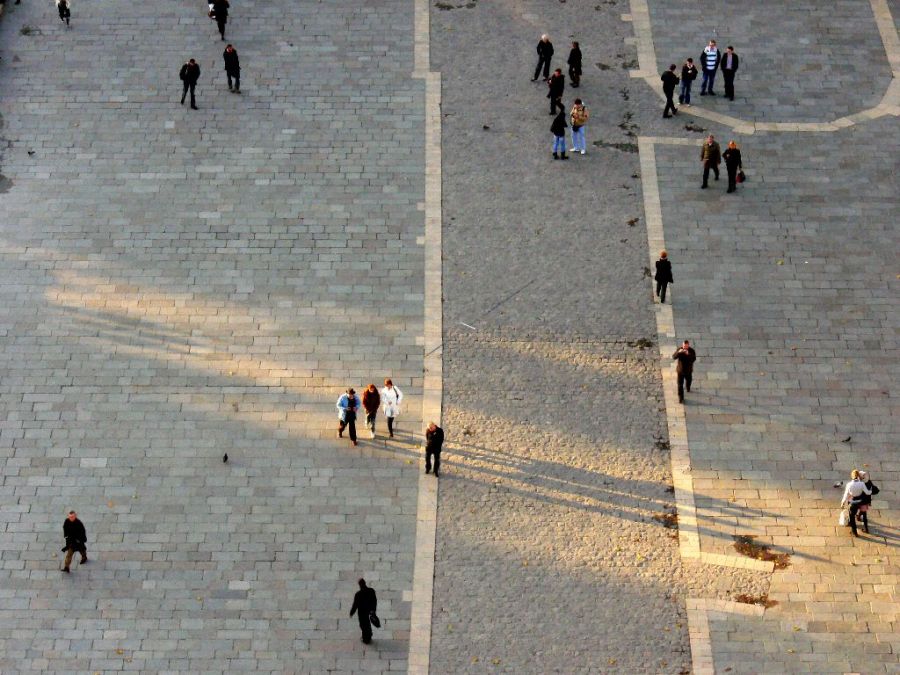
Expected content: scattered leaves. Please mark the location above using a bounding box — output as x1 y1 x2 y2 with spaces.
733 534 791 569
734 592 778 608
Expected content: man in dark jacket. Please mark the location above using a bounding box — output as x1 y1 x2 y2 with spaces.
661 64 679 118
655 250 673 303
680 58 698 104
179 59 201 110
547 68 565 115
223 44 240 92
532 34 554 81
567 41 582 88
62 511 88 573
425 422 444 477
350 578 378 644
672 340 697 403
362 384 381 439
700 134 721 188
720 46 739 100
212 0 229 41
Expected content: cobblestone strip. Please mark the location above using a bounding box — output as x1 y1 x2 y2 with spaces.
408 0 441 670
626 0 899 132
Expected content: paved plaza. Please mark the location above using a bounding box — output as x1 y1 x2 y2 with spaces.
0 0 898 672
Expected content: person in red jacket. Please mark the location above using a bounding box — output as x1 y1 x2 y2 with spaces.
362 384 381 439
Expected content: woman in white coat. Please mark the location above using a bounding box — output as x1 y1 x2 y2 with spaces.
380 378 403 438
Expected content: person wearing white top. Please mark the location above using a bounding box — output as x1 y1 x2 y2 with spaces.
379 378 403 438
840 469 871 537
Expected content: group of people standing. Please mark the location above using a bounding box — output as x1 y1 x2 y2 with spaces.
661 39 741 116
178 0 241 110
532 35 590 160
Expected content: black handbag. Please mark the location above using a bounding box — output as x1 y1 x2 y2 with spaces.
369 612 381 629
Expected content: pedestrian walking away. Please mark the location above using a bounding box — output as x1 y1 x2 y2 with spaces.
720 46 739 100
336 388 361 446
722 140 743 193
550 109 568 160
680 58 698 104
380 379 403 438
532 34 554 81
362 383 380 439
223 44 241 92
569 98 589 155
672 340 696 404
567 41 582 88
349 578 378 644
655 250 673 303
840 470 872 537
56 0 71 25
699 39 721 95
425 422 444 477
547 68 565 115
700 134 721 188
661 64 679 118
855 470 879 534
210 0 230 40
179 59 201 110
61 510 88 573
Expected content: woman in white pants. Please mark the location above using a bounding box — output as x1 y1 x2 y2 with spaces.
380 378 403 438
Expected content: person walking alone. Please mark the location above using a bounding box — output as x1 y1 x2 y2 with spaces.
661 64 679 118
223 44 240 93
61 511 88 573
179 58 201 110
362 384 380 439
700 134 721 188
336 388 361 446
655 250 673 303
699 39 721 95
551 109 568 160
840 470 872 537
349 578 378 644
532 34 554 81
56 0 71 25
680 58 698 105
672 340 696 404
567 41 582 88
211 0 230 41
425 422 444 477
380 379 403 438
722 140 743 193
569 98 589 155
547 68 565 115
720 46 739 101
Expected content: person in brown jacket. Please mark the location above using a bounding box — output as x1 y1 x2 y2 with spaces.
672 340 697 403
362 384 381 439
700 135 721 188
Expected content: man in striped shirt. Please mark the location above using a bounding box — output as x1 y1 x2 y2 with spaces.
699 40 721 96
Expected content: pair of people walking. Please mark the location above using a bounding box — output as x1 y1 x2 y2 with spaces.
840 470 879 536
337 379 403 444
700 135 744 192
178 46 241 109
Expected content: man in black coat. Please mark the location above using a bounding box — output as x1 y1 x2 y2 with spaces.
567 41 582 88
349 578 378 644
223 44 240 93
672 340 697 404
532 34 554 81
660 64 679 118
655 250 673 303
179 59 201 109
425 422 444 477
212 0 229 41
547 68 565 115
62 511 88 573
720 46 739 101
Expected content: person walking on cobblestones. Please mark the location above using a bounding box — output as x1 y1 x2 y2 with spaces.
179 58 201 110
223 44 240 93
569 98 589 155
425 422 444 477
840 470 872 537
56 0 71 26
349 578 378 644
567 41 582 88
547 68 565 115
672 340 696 404
380 379 403 438
532 34 554 82
655 250 673 303
680 58 698 105
661 64 679 118
720 46 739 101
337 388 361 446
700 134 721 188
362 383 380 439
211 0 229 41
61 510 88 573
699 39 721 96
722 140 743 194
551 109 568 160
856 470 879 534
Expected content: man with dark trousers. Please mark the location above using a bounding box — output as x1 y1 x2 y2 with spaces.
654 250 673 303
349 578 378 644
720 46 739 100
672 340 697 404
700 134 721 188
532 34 554 81
223 44 240 93
425 422 444 477
212 0 230 41
179 59 201 110
547 68 565 115
660 64 679 118
61 511 88 573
